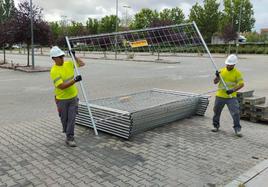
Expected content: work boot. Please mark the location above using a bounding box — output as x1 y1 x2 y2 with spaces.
211 127 219 132
234 128 243 137
65 136 77 147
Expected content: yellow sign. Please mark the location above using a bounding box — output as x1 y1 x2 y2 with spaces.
129 40 148 48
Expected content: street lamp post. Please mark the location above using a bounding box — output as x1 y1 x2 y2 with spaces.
115 0 118 60
30 0 35 69
123 5 131 27
228 0 234 55
236 0 243 55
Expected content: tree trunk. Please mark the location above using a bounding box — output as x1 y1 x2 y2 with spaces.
228 42 231 55
27 45 30 67
3 46 6 64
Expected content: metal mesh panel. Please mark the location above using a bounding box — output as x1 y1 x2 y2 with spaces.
89 90 194 113
66 23 212 138
68 22 207 61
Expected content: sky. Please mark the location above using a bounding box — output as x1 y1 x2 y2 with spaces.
14 0 267 32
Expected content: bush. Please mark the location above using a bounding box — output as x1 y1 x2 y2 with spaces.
239 48 248 54
208 43 268 54
210 48 216 53
256 47 265 54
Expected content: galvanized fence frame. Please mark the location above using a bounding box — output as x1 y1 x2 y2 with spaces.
65 22 231 137
67 22 209 62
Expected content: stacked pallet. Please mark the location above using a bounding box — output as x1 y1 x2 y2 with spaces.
76 89 209 139
238 90 268 123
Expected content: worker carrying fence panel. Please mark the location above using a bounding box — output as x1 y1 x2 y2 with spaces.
49 46 85 147
212 54 244 137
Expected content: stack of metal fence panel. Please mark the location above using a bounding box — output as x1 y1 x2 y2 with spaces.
196 96 209 116
76 89 210 139
76 104 131 139
238 90 268 123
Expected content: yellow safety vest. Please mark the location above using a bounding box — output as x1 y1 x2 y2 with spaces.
50 61 78 100
216 67 244 98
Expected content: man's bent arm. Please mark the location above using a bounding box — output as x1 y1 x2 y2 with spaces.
233 83 244 92
214 77 220 84
57 80 76 90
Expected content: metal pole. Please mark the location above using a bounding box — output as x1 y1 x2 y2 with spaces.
236 0 243 55
125 6 127 26
115 0 118 60
228 0 234 56
69 22 193 41
65 36 98 136
123 5 130 27
3 46 6 63
30 0 35 69
192 21 230 92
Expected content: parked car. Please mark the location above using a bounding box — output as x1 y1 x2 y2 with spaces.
12 44 21 49
238 35 247 43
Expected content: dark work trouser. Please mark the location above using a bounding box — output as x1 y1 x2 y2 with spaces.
213 96 241 131
55 97 78 140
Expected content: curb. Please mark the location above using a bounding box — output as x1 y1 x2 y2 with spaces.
225 160 268 187
0 63 50 73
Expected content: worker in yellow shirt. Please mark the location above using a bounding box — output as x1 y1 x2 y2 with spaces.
212 54 244 137
50 46 85 147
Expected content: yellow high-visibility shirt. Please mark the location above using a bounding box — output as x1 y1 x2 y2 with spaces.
50 61 78 100
216 67 244 98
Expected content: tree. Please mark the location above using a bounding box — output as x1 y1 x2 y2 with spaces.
35 20 52 47
86 18 99 34
150 19 173 27
9 0 51 66
0 20 13 63
221 0 255 33
99 15 119 33
221 23 237 43
159 7 185 25
189 0 221 43
2 0 15 18
130 8 159 29
0 0 16 63
68 21 87 36
0 0 16 42
159 8 172 21
244 32 268 43
0 0 15 22
189 3 204 29
0 0 5 22
49 22 61 43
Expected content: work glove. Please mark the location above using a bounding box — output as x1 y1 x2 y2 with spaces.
74 75 82 82
226 89 234 95
215 70 220 77
69 49 76 57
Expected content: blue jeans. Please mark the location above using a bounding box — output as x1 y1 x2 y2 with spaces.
213 96 241 131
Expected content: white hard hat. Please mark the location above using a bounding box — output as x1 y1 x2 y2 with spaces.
50 46 65 58
225 54 238 65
